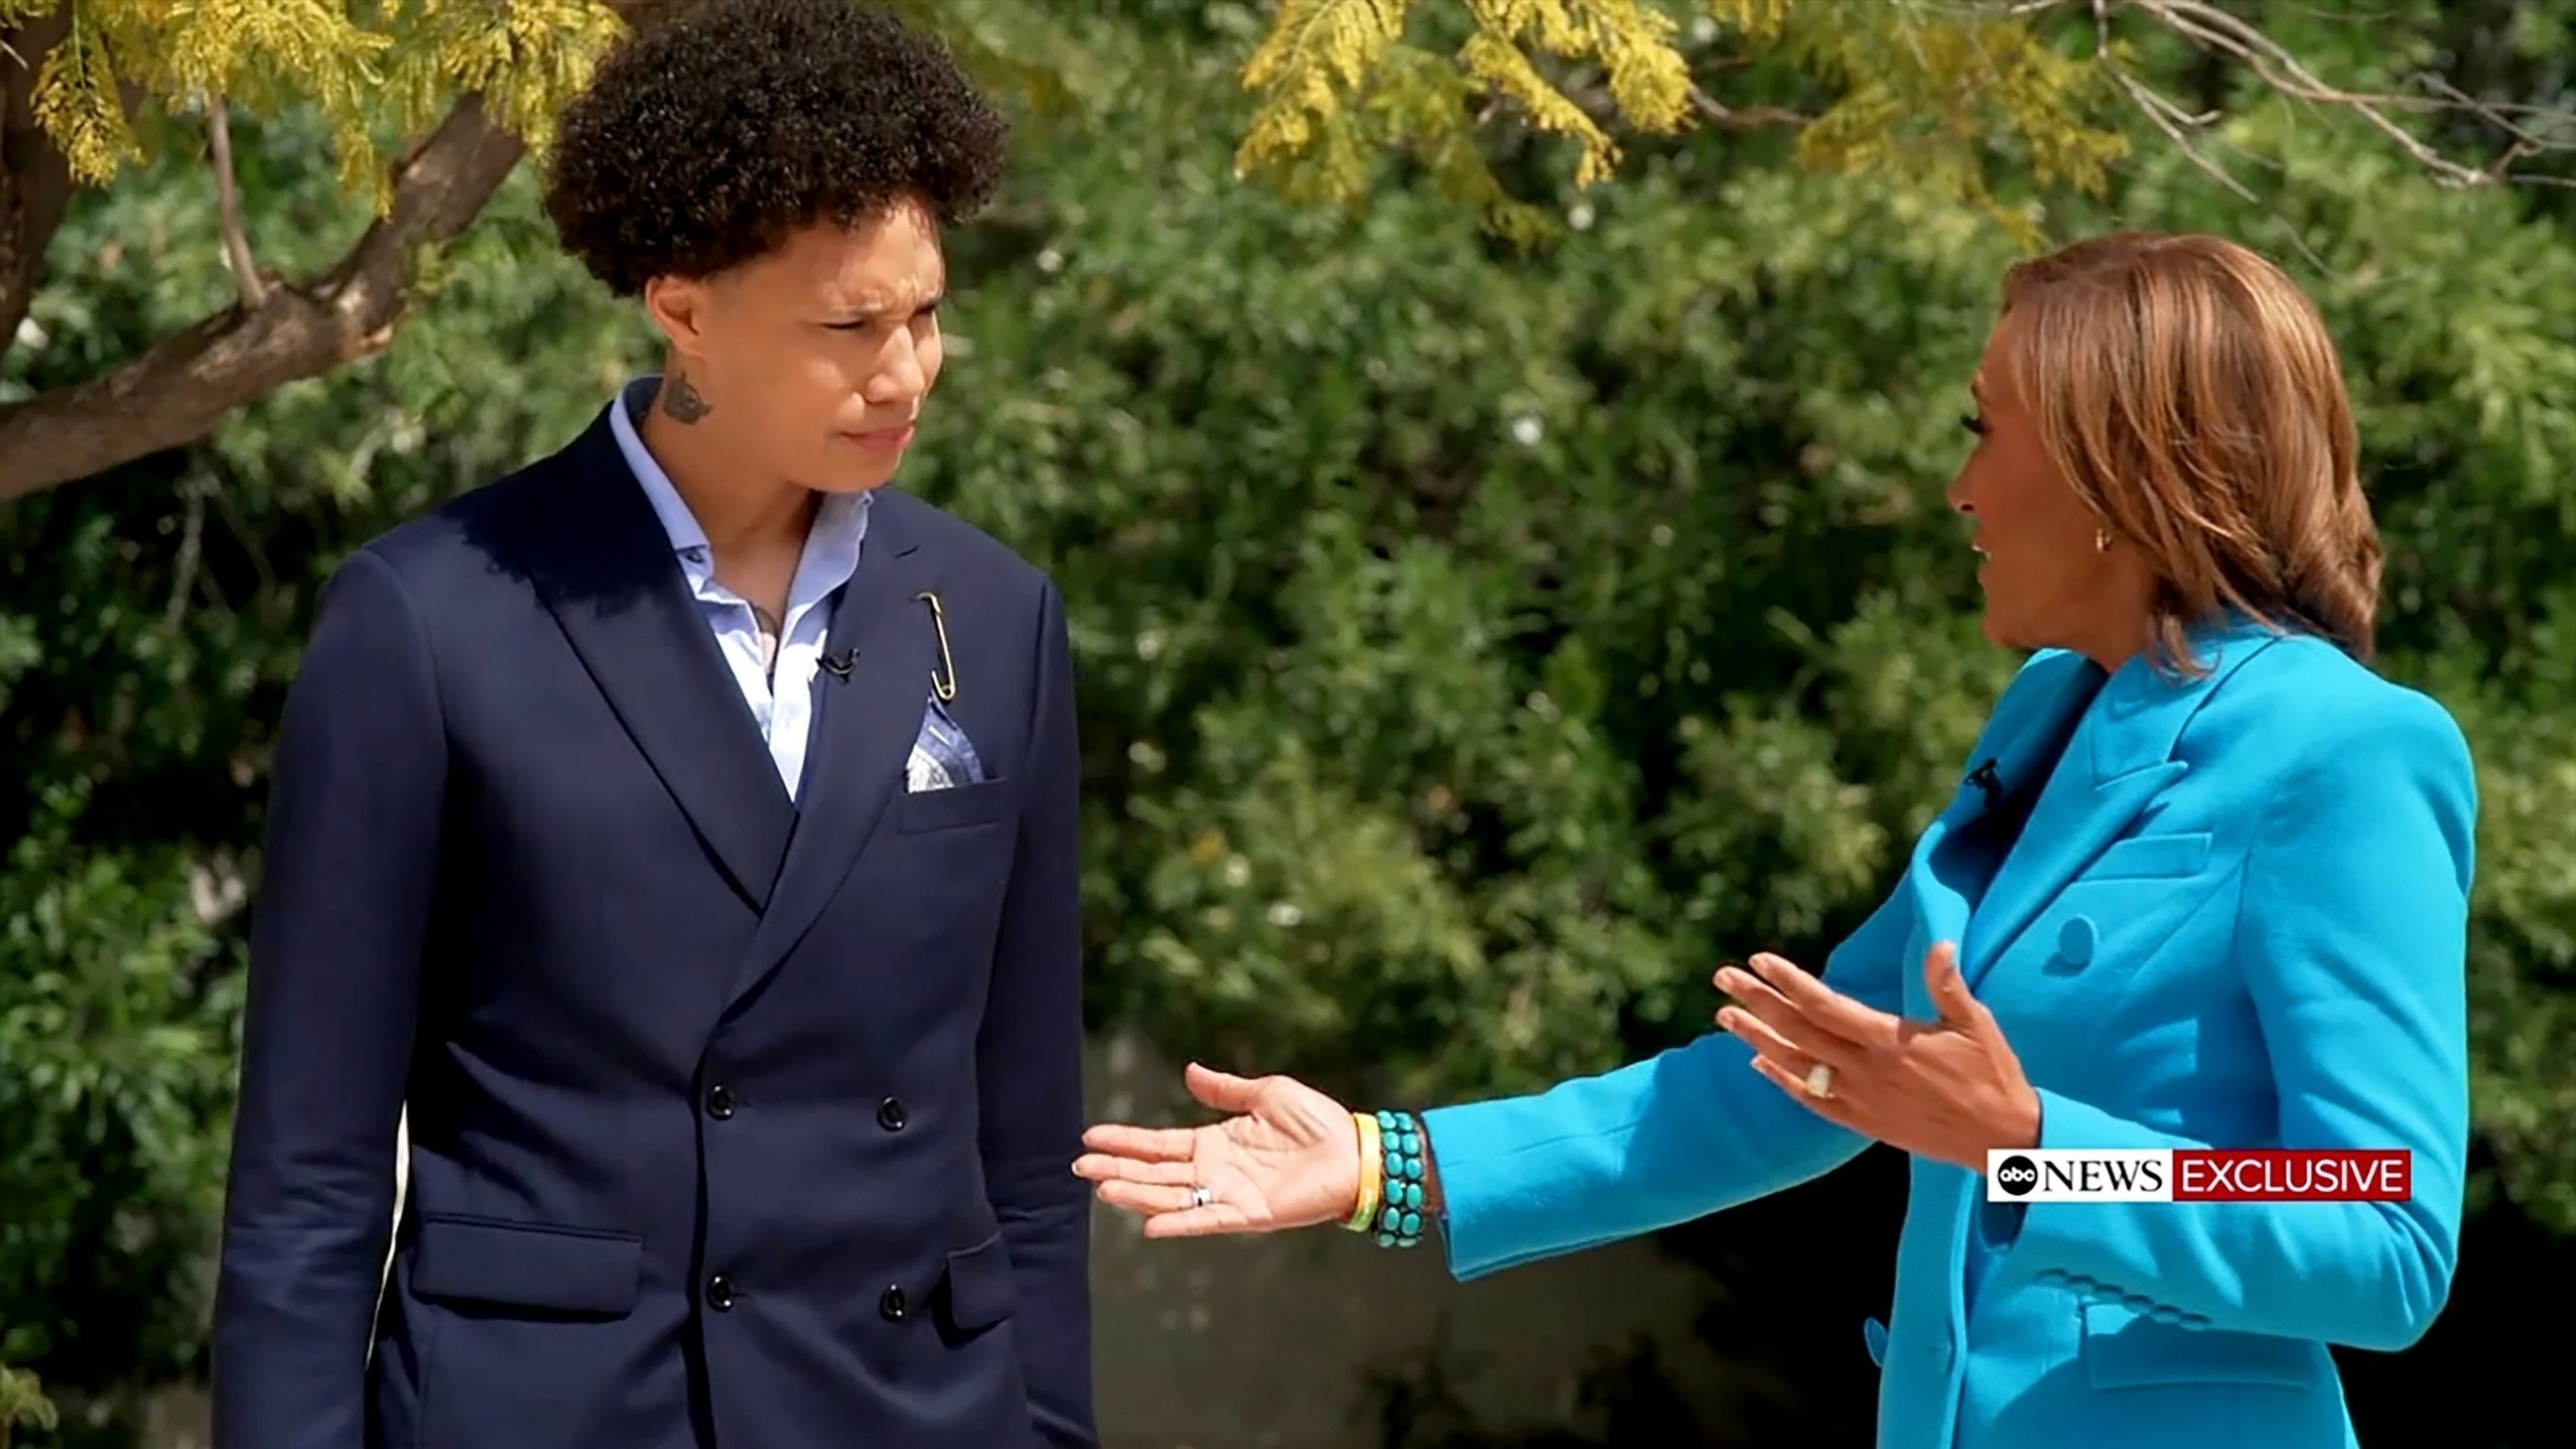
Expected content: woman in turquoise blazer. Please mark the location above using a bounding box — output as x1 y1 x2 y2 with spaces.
1077 231 2475 1449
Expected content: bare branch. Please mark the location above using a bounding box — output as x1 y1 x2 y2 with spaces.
2110 67 2254 202
2147 0 2498 184
2076 0 2567 186
205 93 266 309
1686 86 1809 130
1913 0 2575 188
0 94 528 501
165 470 207 631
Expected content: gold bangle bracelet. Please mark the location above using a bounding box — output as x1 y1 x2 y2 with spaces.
1345 1112 1383 1232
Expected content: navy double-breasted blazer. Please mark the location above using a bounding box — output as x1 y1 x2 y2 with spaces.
211 408 1093 1449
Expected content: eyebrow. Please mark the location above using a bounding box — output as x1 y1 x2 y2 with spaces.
826 289 944 324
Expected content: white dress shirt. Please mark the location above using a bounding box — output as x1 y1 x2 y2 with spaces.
607 377 870 802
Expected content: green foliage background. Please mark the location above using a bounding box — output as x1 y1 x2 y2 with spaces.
5 1 2575 1444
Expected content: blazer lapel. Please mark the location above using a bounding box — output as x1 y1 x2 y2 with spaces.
725 492 938 1012
1906 651 2104 1001
1963 622 2286 985
1902 812 1973 1010
523 410 796 911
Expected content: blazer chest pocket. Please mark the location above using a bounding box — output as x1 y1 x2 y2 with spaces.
411 1213 641 1318
2081 831 2212 883
2080 1302 2314 1392
899 778 1015 834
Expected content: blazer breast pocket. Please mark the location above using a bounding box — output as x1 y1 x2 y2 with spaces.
898 777 1016 834
2080 831 2213 883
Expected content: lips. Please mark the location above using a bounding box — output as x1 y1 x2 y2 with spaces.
842 423 915 450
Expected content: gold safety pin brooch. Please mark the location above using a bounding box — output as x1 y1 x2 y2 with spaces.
917 590 958 703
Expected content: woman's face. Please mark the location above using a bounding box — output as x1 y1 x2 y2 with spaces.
1948 316 2153 666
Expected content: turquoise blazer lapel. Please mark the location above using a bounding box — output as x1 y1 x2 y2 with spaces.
1903 649 2105 989
1961 620 2286 988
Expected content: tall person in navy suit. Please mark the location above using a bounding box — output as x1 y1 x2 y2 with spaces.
210 4 1093 1447
1079 231 2475 1449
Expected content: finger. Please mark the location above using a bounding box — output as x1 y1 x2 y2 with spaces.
1923 941 1989 1030
1072 1153 1197 1187
1081 1123 1197 1162
1716 1004 1826 1078
1096 1179 1203 1216
1141 1202 1262 1239
1745 952 1891 1046
1716 968 1862 1068
1748 1052 1859 1126
1183 1062 1265 1114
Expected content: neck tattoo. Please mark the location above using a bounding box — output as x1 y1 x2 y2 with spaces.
662 374 713 424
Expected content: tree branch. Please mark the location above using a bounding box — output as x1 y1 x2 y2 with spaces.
0 93 527 501
1687 85 1810 130
1991 0 2576 189
205 93 267 309
1 3 76 364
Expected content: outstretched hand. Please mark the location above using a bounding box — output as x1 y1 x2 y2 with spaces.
1715 942 2041 1171
1074 1063 1362 1238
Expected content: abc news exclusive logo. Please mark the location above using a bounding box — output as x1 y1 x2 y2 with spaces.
1984 1149 2412 1202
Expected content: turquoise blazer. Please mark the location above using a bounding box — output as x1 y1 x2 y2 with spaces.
1420 620 2475 1449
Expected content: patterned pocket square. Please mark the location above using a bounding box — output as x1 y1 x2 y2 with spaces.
906 697 986 792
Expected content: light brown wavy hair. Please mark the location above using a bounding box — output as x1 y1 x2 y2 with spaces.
1997 231 2381 673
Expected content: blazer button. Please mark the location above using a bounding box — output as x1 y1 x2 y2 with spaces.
707 1275 738 1311
876 1096 907 1132
879 1285 908 1322
705 1084 737 1120
2057 916 2097 966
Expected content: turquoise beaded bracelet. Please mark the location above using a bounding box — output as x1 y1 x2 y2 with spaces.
1370 1109 1428 1248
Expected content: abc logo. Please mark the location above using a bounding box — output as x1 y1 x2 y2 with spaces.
1995 1155 2038 1196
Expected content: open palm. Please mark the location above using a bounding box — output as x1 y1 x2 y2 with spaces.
1075 1063 1361 1238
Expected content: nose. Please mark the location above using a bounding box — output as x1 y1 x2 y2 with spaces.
1946 468 1976 516
863 331 930 406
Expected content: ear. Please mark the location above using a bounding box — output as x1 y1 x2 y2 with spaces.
641 273 717 362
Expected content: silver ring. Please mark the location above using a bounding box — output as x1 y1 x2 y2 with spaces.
1189 1185 1215 1209
1803 1063 1834 1098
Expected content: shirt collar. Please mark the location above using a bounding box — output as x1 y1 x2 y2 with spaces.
608 377 870 595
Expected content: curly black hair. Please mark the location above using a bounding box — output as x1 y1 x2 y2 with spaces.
543 0 1009 296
